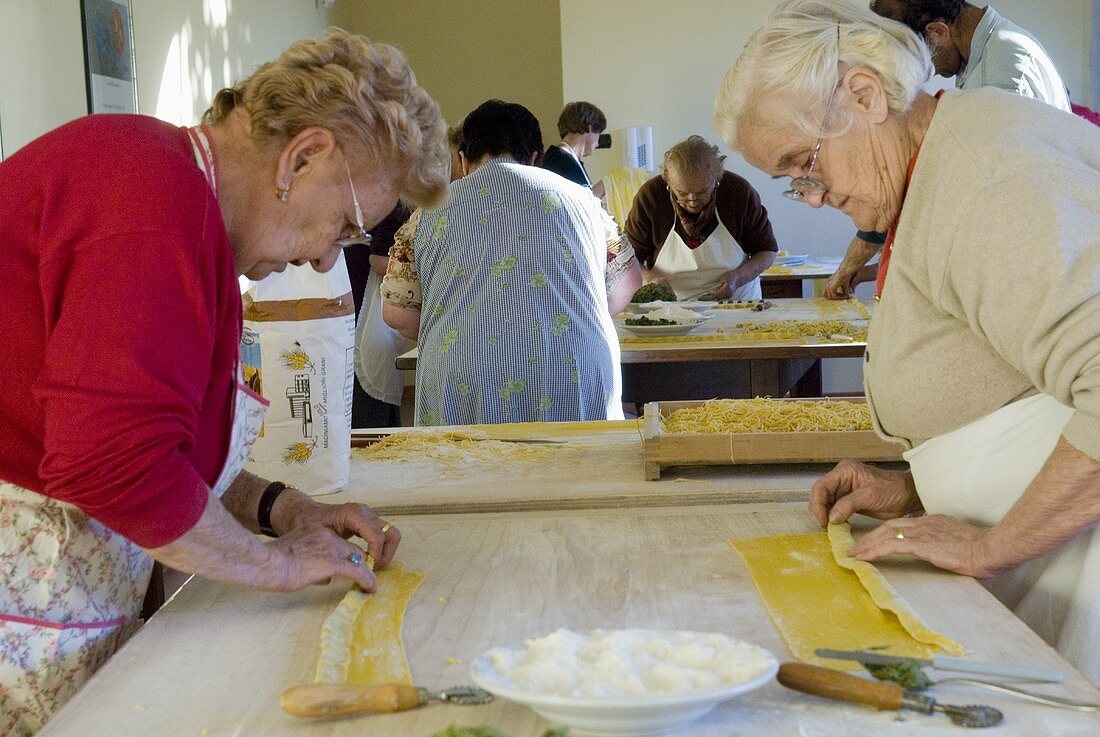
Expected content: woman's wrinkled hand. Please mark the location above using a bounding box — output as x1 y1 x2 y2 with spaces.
810 459 923 526
264 526 379 592
847 515 1003 579
274 496 401 571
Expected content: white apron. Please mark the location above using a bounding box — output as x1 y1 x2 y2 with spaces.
0 125 268 737
650 219 761 302
903 393 1100 683
355 269 410 408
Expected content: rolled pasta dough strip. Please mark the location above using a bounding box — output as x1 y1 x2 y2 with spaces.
828 523 963 655
315 561 425 685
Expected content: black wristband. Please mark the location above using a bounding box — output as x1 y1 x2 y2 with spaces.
257 481 288 537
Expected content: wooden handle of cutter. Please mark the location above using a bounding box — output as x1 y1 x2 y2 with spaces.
280 683 422 717
777 663 904 710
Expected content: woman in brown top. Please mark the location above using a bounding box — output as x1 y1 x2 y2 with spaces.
624 135 777 301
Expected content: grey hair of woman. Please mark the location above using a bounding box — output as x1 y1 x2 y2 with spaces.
662 135 726 184
713 0 932 153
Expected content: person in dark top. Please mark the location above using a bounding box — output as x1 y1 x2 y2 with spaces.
540 101 607 197
349 202 413 428
624 135 777 301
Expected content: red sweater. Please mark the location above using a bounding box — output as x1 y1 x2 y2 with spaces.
0 115 240 548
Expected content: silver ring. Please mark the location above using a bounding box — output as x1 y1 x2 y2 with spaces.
895 531 906 540
348 551 364 566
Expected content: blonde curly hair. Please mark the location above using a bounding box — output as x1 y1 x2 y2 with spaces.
203 28 448 208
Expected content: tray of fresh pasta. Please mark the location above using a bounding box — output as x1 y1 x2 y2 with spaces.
641 397 904 479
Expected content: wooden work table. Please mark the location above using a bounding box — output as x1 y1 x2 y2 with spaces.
761 256 844 298
40 423 1100 737
40 501 1100 737
396 299 868 402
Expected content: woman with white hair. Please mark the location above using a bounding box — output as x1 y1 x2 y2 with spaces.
715 0 1100 679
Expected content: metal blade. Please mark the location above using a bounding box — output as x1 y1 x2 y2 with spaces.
815 649 932 667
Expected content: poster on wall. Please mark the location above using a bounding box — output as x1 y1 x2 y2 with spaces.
80 0 138 114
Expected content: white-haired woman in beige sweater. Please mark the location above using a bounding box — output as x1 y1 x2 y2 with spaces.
715 0 1100 680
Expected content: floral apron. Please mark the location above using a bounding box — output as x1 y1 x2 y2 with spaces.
0 125 268 736
650 219 760 302
904 393 1100 684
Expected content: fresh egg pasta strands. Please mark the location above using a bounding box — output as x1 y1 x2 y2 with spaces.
735 320 868 342
660 398 873 434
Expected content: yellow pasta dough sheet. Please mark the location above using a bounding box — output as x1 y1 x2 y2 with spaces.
729 523 963 669
810 298 872 320
314 562 425 685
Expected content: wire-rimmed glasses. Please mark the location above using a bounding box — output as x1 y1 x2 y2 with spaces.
782 82 840 202
336 159 373 248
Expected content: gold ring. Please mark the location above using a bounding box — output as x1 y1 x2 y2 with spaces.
835 286 844 294
895 531 906 540
381 522 392 534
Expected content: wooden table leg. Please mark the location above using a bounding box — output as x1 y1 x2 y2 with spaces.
141 562 166 621
789 359 823 397
762 279 803 299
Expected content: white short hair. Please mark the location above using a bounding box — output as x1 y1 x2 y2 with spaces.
713 0 932 151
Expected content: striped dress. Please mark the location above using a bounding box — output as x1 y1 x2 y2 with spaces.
385 159 630 426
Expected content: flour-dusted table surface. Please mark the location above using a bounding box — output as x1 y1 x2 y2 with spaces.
39 503 1100 737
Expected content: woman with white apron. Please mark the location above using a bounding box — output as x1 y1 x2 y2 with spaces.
0 31 440 734
624 135 778 302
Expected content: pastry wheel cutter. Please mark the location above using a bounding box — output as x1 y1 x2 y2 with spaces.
779 663 1003 728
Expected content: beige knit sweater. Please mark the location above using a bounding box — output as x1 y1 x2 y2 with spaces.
865 89 1100 460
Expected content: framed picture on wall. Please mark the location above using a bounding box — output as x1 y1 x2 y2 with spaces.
80 0 138 114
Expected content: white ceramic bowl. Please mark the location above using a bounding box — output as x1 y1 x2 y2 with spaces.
469 646 778 737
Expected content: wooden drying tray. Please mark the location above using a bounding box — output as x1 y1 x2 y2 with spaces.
641 398 904 480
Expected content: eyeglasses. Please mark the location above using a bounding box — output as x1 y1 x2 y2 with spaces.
783 24 842 203
336 159 372 248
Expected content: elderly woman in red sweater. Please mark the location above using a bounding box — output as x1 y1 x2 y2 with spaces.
0 30 448 735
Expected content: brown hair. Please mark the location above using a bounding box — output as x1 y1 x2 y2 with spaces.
557 101 607 138
203 28 448 207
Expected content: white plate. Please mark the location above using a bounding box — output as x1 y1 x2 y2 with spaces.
470 647 778 737
774 254 809 266
621 318 709 337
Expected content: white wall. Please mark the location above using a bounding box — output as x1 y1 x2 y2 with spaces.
0 0 331 157
561 0 1095 392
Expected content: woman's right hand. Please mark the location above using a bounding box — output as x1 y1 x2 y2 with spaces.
146 489 378 594
809 459 923 526
264 526 378 592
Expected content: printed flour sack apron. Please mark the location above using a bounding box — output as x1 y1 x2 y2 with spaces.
0 125 267 737
650 218 760 302
902 393 1100 682
355 269 409 409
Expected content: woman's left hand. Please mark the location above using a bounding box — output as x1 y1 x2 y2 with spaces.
275 495 401 569
848 515 1003 579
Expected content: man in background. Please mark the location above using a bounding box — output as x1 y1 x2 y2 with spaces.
824 0 1072 299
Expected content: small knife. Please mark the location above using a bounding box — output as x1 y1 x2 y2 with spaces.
814 649 1064 683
